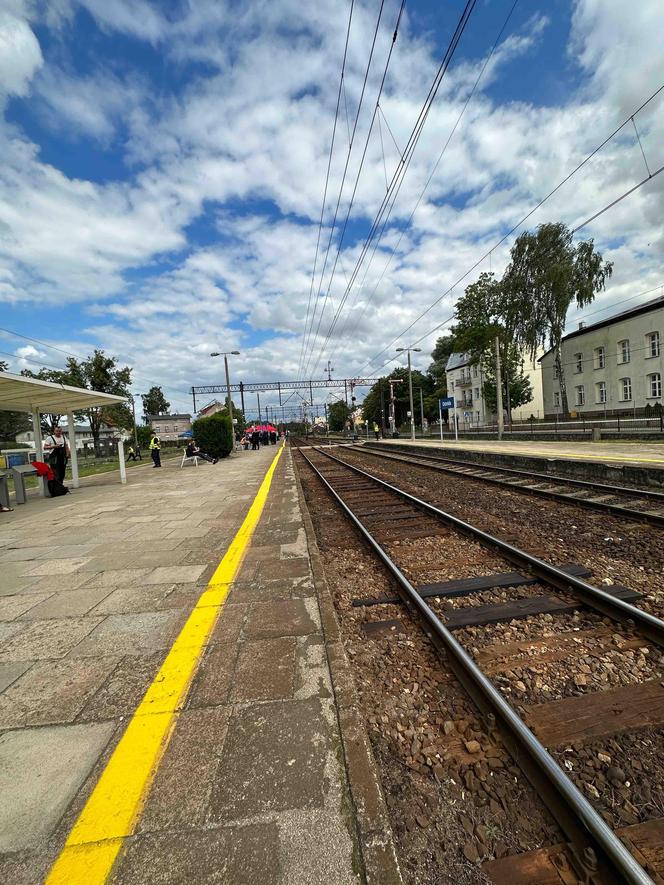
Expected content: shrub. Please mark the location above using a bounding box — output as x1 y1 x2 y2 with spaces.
192 412 234 458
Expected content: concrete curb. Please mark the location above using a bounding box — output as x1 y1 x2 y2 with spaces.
291 448 403 885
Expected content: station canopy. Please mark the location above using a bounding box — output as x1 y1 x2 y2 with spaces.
0 371 127 413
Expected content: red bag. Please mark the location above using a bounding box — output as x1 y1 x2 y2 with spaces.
33 460 56 481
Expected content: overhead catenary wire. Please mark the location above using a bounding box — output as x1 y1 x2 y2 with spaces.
304 0 477 379
330 0 521 356
302 0 407 380
297 0 355 380
356 81 664 376
300 0 388 379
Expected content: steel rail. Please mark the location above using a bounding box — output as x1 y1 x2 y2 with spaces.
299 446 655 885
310 446 664 646
353 444 664 527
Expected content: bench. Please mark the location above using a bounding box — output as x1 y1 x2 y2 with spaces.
12 465 49 504
0 472 9 510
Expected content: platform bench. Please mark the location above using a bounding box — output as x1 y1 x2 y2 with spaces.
12 465 49 504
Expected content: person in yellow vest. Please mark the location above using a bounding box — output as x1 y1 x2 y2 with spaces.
149 433 161 468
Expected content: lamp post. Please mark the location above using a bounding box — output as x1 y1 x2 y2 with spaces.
396 347 421 441
210 350 240 431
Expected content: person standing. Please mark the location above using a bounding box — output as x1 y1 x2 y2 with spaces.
373 422 380 440
149 433 161 468
44 426 70 483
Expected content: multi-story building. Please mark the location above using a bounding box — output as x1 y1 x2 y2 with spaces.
147 413 192 442
445 350 544 426
539 296 664 417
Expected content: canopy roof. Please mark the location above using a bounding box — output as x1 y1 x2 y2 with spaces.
0 371 127 413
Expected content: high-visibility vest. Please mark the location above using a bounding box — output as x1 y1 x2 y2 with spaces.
149 436 160 450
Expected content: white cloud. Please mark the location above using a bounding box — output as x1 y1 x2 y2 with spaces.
0 7 43 100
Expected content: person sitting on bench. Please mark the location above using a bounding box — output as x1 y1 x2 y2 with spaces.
186 440 218 464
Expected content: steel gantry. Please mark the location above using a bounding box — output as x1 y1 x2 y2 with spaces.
190 377 378 413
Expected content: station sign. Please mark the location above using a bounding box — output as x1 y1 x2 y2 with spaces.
439 396 454 409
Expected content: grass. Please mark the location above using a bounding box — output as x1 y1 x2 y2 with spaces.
20 447 183 489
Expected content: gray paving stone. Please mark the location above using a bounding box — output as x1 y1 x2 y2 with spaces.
232 637 296 702
79 567 155 589
0 593 52 621
77 651 166 721
210 698 329 818
23 557 92 576
18 586 113 620
0 617 102 662
244 598 317 640
144 565 206 584
0 721 115 851
72 610 187 657
113 824 281 885
0 656 120 728
0 661 31 693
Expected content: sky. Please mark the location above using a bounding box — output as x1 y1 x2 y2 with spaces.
0 0 663 419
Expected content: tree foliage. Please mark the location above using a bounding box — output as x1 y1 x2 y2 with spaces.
361 368 437 429
428 335 455 390
0 361 32 442
192 412 233 458
327 400 350 431
141 386 170 422
503 222 613 415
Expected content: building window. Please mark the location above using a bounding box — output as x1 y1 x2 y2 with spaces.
553 364 559 379
163 426 170 433
474 388 479 401
648 373 661 398
620 378 632 401
618 339 630 363
173 426 179 433
473 365 478 378
596 381 607 404
647 332 660 358
553 392 560 408
575 385 585 406
574 353 583 373
594 346 605 369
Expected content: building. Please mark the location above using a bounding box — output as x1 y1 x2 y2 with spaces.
147 413 192 442
16 423 120 450
197 400 224 418
445 350 544 427
539 296 664 417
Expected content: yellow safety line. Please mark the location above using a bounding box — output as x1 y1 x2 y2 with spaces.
46 444 285 885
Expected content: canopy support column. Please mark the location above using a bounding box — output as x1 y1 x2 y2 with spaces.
67 411 80 488
32 410 45 496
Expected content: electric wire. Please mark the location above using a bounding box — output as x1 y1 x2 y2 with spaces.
356 81 664 376
297 0 355 379
300 0 387 379
303 0 477 379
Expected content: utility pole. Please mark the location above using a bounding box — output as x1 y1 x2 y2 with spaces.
257 392 262 424
325 360 334 382
130 395 139 451
396 347 421 441
387 378 402 437
419 388 425 436
495 336 504 441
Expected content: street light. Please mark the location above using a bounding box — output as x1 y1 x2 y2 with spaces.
210 350 241 431
396 347 421 440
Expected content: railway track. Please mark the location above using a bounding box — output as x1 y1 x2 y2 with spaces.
297 443 664 885
349 442 664 527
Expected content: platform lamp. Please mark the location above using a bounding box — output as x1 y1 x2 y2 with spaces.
210 351 240 431
396 347 421 440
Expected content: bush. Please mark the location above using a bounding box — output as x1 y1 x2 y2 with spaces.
192 412 234 458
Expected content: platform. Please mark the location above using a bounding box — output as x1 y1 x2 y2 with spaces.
376 437 664 486
0 445 400 884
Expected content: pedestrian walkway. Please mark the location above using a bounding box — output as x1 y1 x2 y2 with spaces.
0 445 388 884
381 437 664 469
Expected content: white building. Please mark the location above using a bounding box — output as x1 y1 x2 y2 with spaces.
445 349 544 427
539 296 664 417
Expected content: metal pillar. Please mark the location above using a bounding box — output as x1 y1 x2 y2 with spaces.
278 381 282 406
67 410 80 488
257 392 262 424
495 336 504 441
240 381 245 416
419 387 425 435
407 350 415 441
32 410 45 496
191 386 197 413
380 381 386 435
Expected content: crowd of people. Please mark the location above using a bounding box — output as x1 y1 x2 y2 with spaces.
239 424 284 450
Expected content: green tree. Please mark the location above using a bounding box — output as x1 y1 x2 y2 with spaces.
428 335 456 391
19 366 69 432
361 368 437 430
503 222 613 416
59 350 133 455
0 361 32 442
141 386 170 423
328 400 350 431
192 412 233 458
136 425 153 449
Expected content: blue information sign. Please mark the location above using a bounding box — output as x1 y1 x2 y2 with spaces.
439 396 454 409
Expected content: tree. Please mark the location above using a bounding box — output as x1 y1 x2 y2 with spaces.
361 368 437 429
60 350 133 455
503 222 613 416
328 400 350 431
141 387 170 423
428 335 456 391
0 361 32 442
192 412 233 458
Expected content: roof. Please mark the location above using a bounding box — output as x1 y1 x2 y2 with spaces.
147 413 191 421
0 371 128 413
445 352 473 372
539 295 664 360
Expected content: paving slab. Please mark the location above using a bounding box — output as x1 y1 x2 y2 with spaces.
243 597 318 639
71 610 188 657
0 617 102 662
18 585 113 620
0 721 115 851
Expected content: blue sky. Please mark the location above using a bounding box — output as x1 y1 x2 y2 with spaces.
0 0 663 417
